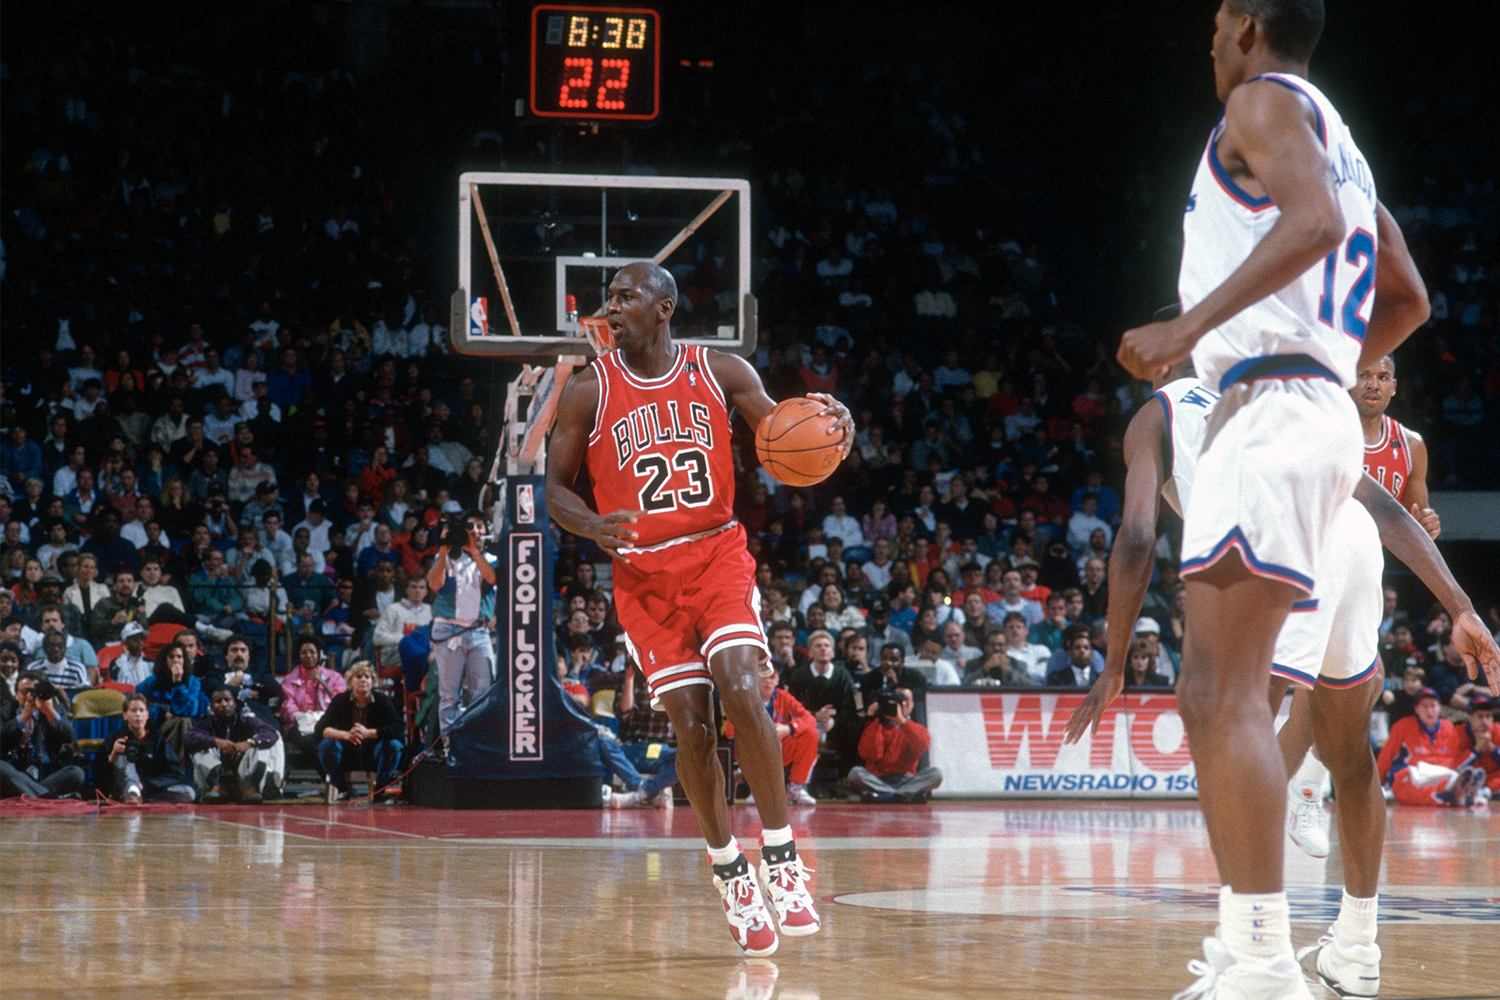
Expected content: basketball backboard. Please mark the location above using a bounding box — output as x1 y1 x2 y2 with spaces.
450 171 755 358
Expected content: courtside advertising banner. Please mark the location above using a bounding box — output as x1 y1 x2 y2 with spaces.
926 691 1199 798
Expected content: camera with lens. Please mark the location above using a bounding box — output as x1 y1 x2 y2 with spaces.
440 513 472 557
876 688 903 719
32 678 59 703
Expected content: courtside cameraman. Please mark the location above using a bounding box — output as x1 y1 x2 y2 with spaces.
425 510 496 754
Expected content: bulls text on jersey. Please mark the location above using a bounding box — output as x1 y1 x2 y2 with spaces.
610 400 714 468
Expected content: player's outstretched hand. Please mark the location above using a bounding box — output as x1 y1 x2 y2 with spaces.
1064 669 1126 745
806 392 855 459
1411 502 1441 540
588 509 644 561
1451 609 1500 693
1118 316 1197 381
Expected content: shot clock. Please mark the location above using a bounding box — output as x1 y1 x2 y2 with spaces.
530 5 660 121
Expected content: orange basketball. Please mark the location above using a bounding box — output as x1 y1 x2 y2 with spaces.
755 397 843 487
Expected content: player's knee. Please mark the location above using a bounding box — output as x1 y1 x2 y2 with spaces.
673 716 717 760
1174 668 1244 731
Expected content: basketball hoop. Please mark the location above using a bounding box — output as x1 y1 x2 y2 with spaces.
579 316 615 354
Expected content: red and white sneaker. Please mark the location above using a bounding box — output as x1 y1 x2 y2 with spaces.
712 854 779 956
758 845 821 937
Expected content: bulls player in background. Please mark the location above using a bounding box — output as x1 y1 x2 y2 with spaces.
547 261 852 957
1354 354 1440 538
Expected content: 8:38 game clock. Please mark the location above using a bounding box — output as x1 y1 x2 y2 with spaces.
530 5 660 121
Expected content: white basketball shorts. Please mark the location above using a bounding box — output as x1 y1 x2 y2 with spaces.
1270 497 1383 689
1180 374 1362 599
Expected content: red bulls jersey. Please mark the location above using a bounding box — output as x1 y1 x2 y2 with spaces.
1363 414 1414 503
585 344 737 548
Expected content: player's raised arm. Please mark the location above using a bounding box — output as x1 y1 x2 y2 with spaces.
1118 81 1343 379
544 368 642 558
709 351 854 457
1065 399 1168 743
1353 473 1500 690
1358 201 1430 372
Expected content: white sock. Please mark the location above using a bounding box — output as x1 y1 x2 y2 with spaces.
707 836 742 867
1289 753 1329 801
1335 891 1378 947
1221 890 1293 962
761 825 793 848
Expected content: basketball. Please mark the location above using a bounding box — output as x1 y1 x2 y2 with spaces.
755 397 843 487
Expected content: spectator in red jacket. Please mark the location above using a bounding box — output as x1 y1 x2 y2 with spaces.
848 687 942 803
1376 687 1486 807
1454 694 1500 801
725 663 820 808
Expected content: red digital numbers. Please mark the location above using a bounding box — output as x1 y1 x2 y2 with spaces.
560 57 630 112
532 6 657 120
597 59 630 110
558 57 593 108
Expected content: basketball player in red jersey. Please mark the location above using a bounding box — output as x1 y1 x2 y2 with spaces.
1353 355 1440 537
547 261 852 957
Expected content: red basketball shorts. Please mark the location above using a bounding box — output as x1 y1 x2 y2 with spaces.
612 522 768 707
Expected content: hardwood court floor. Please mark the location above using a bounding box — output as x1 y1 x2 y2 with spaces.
3 799 1496 999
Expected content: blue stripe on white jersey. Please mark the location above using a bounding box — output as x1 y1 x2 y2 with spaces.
1154 377 1219 518
1179 73 1377 392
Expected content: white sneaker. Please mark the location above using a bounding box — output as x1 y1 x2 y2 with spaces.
1298 929 1380 998
712 855 779 956
1172 939 1314 1000
610 789 645 809
758 849 821 937
1286 787 1330 859
787 782 817 807
650 789 674 809
601 784 613 807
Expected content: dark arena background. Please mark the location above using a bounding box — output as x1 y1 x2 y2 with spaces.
2 2 1496 998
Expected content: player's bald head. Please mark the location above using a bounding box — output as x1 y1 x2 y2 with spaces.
615 261 677 307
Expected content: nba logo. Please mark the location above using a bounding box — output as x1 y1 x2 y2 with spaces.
469 296 489 336
516 484 535 524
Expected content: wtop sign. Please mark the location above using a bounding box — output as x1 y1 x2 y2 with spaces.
508 533 544 760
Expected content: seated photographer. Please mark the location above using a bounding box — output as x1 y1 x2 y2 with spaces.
316 660 404 802
0 671 86 799
184 686 284 802
848 687 943 803
97 692 197 804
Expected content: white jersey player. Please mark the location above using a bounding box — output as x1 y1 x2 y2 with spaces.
1115 4 1434 996
1067 370 1500 999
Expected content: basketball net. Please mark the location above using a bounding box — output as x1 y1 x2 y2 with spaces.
578 316 615 354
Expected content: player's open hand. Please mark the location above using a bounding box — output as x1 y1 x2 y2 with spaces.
1411 502 1441 540
1118 316 1197 381
806 392 855 459
1064 669 1126 744
1451 609 1500 693
589 509 644 561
